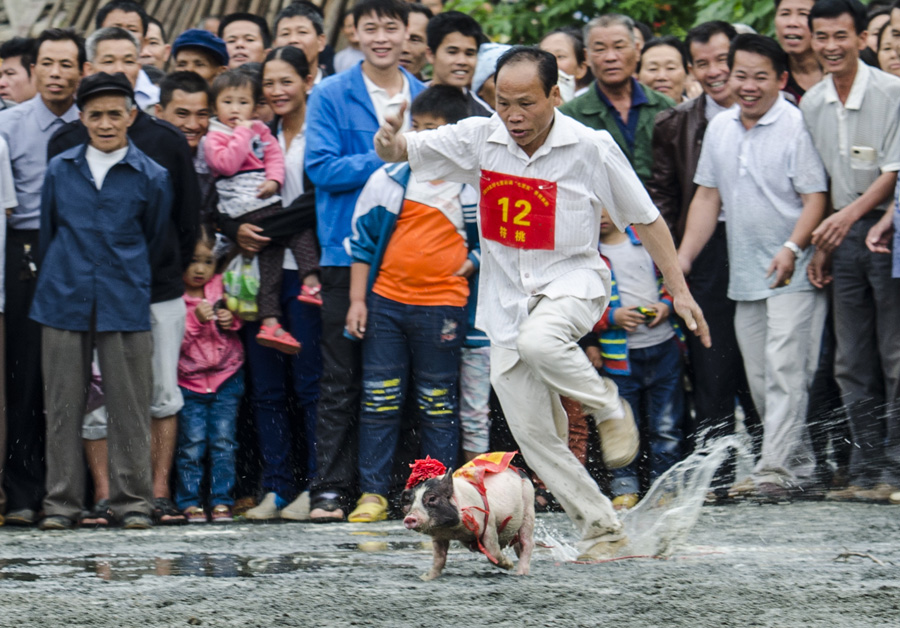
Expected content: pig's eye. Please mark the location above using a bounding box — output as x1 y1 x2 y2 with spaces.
425 494 437 505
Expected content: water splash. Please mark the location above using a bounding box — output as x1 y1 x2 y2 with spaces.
621 433 754 557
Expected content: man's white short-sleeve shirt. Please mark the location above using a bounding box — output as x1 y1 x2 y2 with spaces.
406 109 660 348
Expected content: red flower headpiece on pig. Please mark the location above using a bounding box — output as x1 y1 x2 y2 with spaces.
405 456 447 490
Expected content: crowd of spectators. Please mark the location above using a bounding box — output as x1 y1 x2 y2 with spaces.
0 0 898 530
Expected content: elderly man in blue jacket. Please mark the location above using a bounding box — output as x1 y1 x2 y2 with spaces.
31 73 172 531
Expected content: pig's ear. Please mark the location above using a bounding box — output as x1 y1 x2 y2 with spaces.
440 470 454 494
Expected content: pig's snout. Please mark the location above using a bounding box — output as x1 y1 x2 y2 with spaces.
403 515 419 530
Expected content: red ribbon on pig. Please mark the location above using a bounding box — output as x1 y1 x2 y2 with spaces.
405 456 447 490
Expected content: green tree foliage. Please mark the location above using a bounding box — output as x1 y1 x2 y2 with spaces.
445 0 776 43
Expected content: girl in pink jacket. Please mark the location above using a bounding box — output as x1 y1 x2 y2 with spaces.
206 69 318 354
175 226 245 523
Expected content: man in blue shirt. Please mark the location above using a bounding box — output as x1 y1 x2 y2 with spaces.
33 73 172 530
0 28 83 526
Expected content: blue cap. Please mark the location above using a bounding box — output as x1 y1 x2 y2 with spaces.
172 28 229 67
473 43 512 95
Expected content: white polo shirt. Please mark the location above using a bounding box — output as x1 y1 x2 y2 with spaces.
406 109 659 349
801 62 900 211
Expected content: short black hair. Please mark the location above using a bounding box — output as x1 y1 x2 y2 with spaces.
264 45 311 82
211 68 261 105
640 36 689 72
143 64 164 84
411 84 470 124
407 3 434 22
426 11 485 53
685 21 738 63
274 1 326 36
159 70 211 109
728 33 789 76
0 37 36 77
218 12 273 48
147 16 167 42
634 20 653 44
353 0 409 27
808 0 868 35
95 1 149 36
494 46 558 97
34 28 86 70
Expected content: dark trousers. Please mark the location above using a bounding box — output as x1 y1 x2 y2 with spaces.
2 229 45 512
682 224 760 479
309 266 361 500
832 216 900 487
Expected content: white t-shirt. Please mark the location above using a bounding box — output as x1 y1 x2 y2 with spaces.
361 70 411 132
278 122 307 271
601 238 674 350
86 145 128 190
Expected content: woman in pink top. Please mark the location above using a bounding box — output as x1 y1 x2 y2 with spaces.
175 226 245 523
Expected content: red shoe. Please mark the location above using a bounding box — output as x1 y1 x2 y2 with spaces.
256 323 302 354
296 284 323 306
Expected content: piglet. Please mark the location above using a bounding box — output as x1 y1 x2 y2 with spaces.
401 467 535 581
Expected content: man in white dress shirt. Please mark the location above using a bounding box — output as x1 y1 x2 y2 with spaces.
374 46 709 560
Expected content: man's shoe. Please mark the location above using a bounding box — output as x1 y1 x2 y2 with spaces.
243 492 285 521
826 485 864 502
611 493 639 511
281 491 311 521
753 482 795 504
121 512 154 529
853 484 898 503
5 509 37 526
576 537 629 562
727 478 757 500
596 398 639 469
39 515 74 530
890 491 900 505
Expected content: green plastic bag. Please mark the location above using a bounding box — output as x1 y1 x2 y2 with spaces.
223 255 260 321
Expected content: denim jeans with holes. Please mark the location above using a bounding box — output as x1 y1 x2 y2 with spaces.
357 293 466 496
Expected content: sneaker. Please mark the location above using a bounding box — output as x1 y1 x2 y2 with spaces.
611 493 639 511
596 397 639 469
853 484 898 503
210 504 233 523
5 508 38 527
281 491 311 521
826 485 864 502
753 482 795 504
122 512 154 529
576 537 630 562
183 506 207 523
243 492 286 521
38 515 74 530
890 491 900 505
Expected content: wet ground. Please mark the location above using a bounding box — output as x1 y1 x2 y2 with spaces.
1 501 899 627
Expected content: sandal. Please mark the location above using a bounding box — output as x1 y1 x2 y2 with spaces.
309 491 346 524
256 323 302 354
348 493 389 523
183 506 208 523
296 284 323 306
210 504 233 523
80 499 116 528
153 497 187 526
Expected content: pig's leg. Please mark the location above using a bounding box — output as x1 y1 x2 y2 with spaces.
515 483 536 576
482 523 515 570
422 540 450 581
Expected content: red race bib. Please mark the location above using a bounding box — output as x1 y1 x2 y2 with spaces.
479 170 557 250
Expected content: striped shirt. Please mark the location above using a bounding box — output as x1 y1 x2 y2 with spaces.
801 62 900 211
406 110 660 349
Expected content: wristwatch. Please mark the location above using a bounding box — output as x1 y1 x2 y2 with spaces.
782 241 802 258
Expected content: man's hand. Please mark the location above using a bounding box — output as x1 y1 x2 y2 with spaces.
196 300 216 323
646 301 670 328
257 179 280 199
807 248 833 288
613 307 646 332
374 101 409 162
811 211 855 253
216 307 234 330
236 223 271 253
672 291 711 348
453 259 475 278
866 212 895 254
767 247 796 289
584 345 604 370
345 300 367 340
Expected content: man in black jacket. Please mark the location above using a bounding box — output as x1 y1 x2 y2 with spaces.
48 27 199 526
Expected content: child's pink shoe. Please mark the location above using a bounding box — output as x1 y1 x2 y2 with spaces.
256 323 302 354
297 284 323 306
